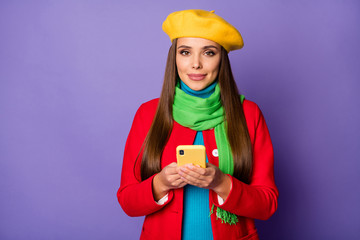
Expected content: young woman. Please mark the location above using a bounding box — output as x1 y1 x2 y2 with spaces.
117 9 278 240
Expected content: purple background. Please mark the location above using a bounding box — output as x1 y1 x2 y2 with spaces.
1 1 359 239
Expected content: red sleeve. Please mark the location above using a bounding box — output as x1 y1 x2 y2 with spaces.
117 100 174 217
211 102 278 220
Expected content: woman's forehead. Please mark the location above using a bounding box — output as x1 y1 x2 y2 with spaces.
177 37 221 48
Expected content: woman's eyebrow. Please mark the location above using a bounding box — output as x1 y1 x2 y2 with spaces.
203 45 219 50
177 45 191 49
177 45 219 49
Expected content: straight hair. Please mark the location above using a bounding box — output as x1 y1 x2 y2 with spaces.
139 39 253 184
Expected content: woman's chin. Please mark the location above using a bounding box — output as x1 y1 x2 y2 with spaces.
188 83 206 91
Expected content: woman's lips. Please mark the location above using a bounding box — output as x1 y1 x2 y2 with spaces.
187 74 207 81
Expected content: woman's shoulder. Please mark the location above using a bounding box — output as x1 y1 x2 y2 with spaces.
242 99 260 115
129 98 160 132
242 99 265 128
137 98 159 114
132 98 160 123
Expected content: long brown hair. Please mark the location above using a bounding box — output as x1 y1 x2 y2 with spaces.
140 39 253 184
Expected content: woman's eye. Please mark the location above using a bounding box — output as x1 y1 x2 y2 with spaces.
204 51 215 56
180 50 190 55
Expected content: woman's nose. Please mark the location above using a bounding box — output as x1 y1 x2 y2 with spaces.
192 56 202 69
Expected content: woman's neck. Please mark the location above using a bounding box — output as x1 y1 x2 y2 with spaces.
179 80 217 99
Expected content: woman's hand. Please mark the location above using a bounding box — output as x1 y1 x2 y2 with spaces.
178 163 232 200
152 162 187 201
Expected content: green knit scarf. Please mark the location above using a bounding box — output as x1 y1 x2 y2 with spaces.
173 82 244 225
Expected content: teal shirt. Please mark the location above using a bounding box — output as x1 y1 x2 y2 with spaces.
180 80 216 240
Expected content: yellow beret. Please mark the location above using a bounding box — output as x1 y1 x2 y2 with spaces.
162 9 244 52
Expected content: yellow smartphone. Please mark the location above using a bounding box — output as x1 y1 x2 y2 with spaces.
176 145 206 168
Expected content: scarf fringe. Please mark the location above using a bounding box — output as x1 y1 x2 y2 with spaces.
209 204 239 225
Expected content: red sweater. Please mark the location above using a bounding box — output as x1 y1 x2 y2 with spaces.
117 98 278 240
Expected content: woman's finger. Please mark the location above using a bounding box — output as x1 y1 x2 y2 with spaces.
179 166 204 180
179 170 207 187
172 178 187 188
184 164 207 175
163 162 181 175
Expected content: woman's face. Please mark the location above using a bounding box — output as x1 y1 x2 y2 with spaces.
176 37 221 91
